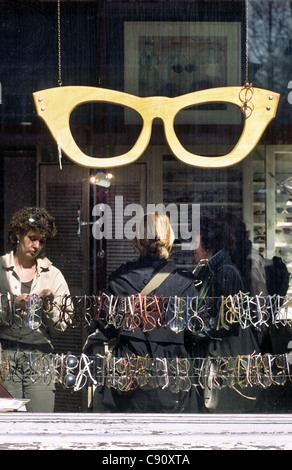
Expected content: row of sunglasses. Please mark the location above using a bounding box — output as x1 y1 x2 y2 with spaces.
0 351 292 393
1 292 292 333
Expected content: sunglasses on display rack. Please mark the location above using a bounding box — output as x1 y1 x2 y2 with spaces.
2 292 292 332
33 85 279 169
1 346 292 392
276 207 292 215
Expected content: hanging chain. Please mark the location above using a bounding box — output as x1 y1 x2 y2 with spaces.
245 0 249 85
57 0 63 168
239 0 254 119
239 82 254 118
57 0 62 86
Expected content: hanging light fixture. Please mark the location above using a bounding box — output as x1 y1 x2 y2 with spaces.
89 172 114 187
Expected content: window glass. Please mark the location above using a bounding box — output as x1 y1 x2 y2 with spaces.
0 0 291 414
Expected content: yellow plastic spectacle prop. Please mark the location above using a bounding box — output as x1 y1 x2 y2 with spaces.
33 86 280 169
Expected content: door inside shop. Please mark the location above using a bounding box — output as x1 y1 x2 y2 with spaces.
38 160 147 411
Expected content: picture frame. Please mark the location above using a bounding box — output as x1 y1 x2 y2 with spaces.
124 21 242 125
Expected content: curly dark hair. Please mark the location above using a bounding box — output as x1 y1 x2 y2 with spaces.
199 215 225 253
8 206 57 250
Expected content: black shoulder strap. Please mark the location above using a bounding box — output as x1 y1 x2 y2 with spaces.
105 262 177 362
140 262 177 295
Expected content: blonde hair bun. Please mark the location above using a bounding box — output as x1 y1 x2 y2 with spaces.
133 212 175 259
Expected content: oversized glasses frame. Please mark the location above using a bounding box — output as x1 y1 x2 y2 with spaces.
33 85 279 169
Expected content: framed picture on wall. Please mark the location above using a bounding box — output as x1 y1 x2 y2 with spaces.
124 21 242 124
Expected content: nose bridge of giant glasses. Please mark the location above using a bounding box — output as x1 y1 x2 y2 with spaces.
137 95 173 122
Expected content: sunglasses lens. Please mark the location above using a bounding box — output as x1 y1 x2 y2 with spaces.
63 372 76 388
65 355 78 369
276 207 292 214
169 316 185 333
28 213 55 230
171 65 184 74
29 215 40 225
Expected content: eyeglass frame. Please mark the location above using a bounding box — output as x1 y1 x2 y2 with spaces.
33 85 280 169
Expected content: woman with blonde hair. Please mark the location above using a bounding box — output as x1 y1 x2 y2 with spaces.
89 212 199 413
132 212 175 259
108 212 193 297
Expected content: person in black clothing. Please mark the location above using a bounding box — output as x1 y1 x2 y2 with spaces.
87 212 199 413
215 211 268 297
191 215 260 413
193 216 247 299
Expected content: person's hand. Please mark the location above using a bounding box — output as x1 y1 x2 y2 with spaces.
37 289 55 314
38 289 54 299
15 294 29 311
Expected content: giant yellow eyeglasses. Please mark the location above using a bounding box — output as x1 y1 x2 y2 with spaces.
33 86 279 169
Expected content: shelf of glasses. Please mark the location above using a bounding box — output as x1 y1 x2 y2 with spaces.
163 157 242 198
250 149 292 292
253 204 266 222
275 206 292 293
253 180 266 204
163 187 241 204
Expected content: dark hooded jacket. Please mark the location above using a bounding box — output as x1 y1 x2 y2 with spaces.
89 255 199 413
107 255 198 347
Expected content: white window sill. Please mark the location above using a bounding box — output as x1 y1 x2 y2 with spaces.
0 413 291 450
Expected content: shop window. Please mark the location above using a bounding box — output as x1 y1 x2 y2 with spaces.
0 0 292 416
